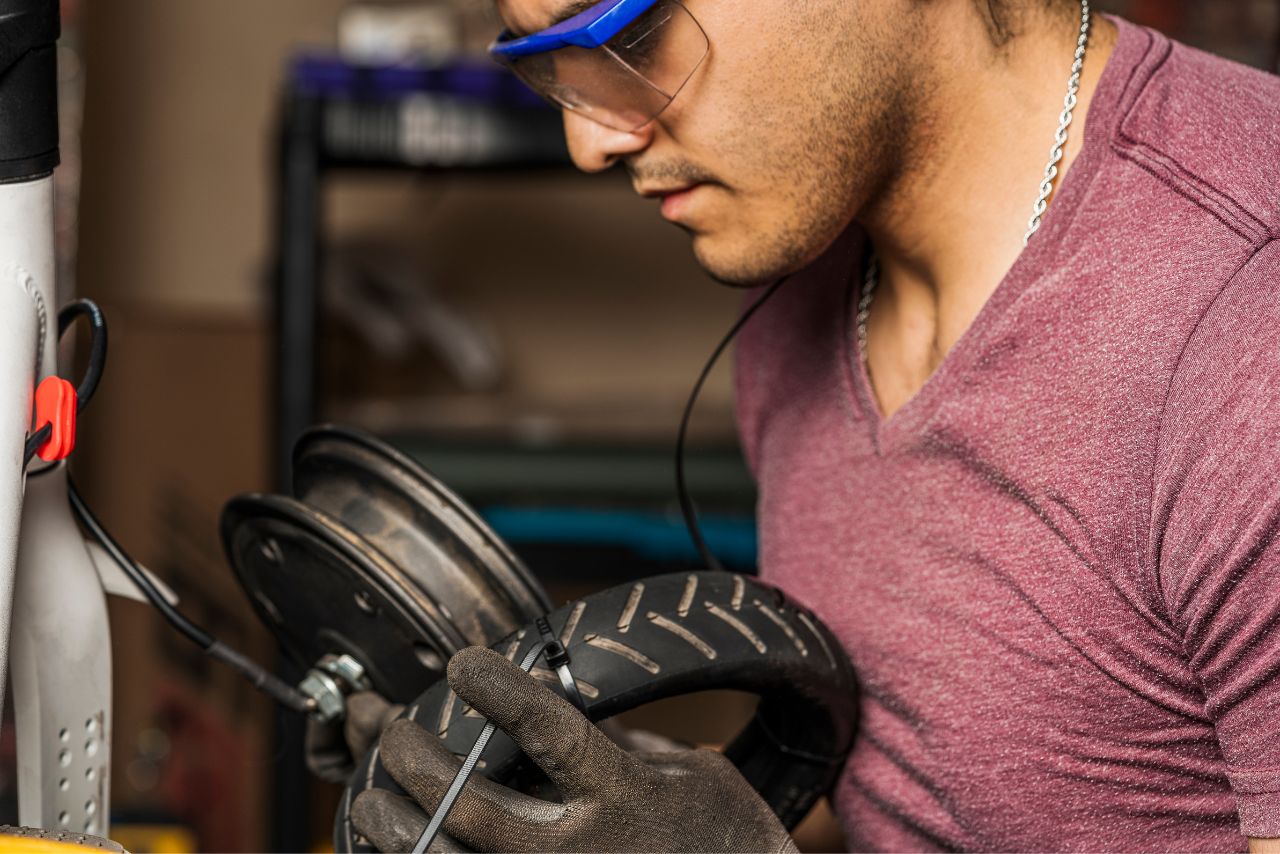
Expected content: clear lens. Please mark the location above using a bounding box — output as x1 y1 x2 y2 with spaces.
504 0 707 132
548 44 670 130
606 1 708 98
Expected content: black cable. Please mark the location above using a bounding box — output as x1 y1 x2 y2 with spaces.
56 298 108 412
23 424 51 467
68 476 315 715
675 276 790 573
20 298 313 713
22 298 110 467
69 479 212 646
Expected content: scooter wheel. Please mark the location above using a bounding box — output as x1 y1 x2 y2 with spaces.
336 571 858 852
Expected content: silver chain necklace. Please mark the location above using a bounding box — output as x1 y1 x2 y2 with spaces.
858 0 1092 370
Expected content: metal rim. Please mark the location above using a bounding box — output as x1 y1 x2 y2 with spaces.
293 425 552 630
221 494 468 700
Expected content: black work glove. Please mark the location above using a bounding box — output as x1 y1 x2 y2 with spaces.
306 691 405 784
351 646 798 853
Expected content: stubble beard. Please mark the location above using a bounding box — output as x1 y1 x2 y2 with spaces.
690 25 921 288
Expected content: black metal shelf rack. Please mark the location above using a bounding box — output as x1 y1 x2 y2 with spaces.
272 54 571 494
268 54 571 853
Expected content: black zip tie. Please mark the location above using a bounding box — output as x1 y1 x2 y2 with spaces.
536 615 587 713
412 642 547 854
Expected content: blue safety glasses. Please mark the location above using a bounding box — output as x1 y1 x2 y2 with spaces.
489 0 708 132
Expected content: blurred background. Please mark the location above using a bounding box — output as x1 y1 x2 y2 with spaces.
25 0 1278 850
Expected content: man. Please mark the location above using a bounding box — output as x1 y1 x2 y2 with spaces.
351 0 1280 849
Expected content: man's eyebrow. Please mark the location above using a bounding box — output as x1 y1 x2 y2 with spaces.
506 0 602 37
550 0 603 26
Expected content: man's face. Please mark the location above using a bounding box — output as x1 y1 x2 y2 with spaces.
495 0 923 285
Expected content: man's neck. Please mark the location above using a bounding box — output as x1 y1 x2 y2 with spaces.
857 5 1117 416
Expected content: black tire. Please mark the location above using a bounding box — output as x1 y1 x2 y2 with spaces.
336 571 859 852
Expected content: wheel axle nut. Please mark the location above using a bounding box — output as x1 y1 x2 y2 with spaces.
300 654 372 723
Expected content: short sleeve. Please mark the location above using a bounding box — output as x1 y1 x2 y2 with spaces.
1152 239 1280 837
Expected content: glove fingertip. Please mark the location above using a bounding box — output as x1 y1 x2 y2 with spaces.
351 789 428 853
349 787 385 829
446 646 512 690
446 646 553 726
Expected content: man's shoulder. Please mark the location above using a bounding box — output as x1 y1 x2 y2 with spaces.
1108 20 1280 240
1163 240 1280 426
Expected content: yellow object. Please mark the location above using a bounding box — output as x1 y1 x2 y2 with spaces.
108 825 197 854
0 838 103 853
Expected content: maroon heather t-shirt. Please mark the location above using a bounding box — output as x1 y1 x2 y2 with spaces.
735 17 1280 852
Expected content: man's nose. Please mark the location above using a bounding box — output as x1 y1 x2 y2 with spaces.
562 110 654 172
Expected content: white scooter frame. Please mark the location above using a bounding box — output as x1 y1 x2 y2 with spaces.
1 173 114 837
0 0 123 836
0 2 326 839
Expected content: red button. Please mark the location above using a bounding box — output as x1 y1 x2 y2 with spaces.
33 376 77 462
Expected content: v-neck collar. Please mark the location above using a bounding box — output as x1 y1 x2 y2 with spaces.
839 15 1144 457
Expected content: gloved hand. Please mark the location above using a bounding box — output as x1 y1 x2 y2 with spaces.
351 646 798 853
306 691 404 784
